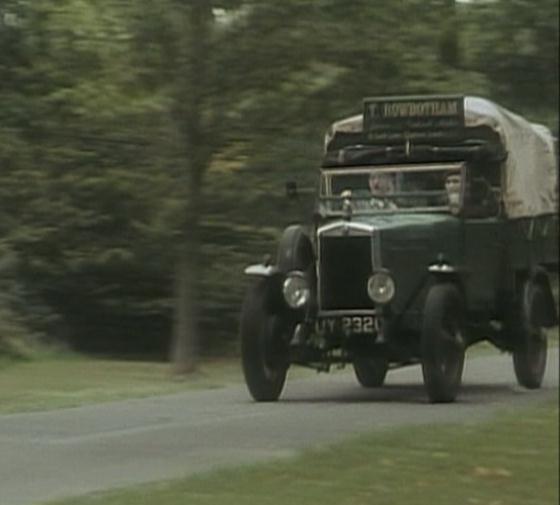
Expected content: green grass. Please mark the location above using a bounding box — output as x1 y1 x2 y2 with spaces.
49 402 559 505
0 352 320 414
0 354 245 414
467 326 559 358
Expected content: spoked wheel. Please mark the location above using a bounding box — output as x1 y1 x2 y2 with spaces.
421 283 466 403
240 279 290 402
512 280 547 389
353 356 388 388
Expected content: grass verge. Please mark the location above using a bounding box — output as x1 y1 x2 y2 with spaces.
49 402 559 505
0 354 245 414
466 326 559 358
0 353 319 414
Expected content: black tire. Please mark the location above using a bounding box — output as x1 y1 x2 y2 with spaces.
240 279 289 402
512 280 547 389
353 356 388 388
421 283 466 403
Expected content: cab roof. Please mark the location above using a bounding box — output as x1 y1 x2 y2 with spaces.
323 96 557 219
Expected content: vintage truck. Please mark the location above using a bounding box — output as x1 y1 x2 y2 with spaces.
240 95 558 403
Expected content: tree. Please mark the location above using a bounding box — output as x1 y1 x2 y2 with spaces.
0 1 172 352
463 0 559 126
1 0 498 364
168 3 214 373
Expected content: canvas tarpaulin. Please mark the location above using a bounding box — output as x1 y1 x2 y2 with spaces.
464 97 557 218
325 96 558 218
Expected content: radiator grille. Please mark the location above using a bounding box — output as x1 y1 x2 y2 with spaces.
319 235 374 310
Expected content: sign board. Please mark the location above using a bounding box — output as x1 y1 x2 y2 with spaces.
363 95 465 143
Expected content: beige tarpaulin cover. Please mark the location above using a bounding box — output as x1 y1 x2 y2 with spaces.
325 96 558 218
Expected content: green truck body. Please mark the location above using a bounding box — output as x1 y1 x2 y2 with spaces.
240 95 558 403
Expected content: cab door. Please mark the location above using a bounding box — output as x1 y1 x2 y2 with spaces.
463 216 505 312
462 173 505 313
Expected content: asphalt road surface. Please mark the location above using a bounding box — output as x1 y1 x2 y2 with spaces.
1 349 558 505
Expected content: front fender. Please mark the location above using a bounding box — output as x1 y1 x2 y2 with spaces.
277 225 314 273
244 264 280 277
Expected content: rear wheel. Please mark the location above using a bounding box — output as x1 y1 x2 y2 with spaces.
240 279 289 402
421 283 466 403
353 356 388 388
512 280 547 389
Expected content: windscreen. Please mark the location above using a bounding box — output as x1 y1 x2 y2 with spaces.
320 163 464 215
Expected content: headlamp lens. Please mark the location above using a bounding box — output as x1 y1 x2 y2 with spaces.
367 272 395 304
282 272 310 309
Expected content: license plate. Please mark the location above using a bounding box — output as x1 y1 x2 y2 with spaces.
316 315 376 336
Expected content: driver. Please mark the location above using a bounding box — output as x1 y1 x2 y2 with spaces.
338 172 397 211
368 172 397 210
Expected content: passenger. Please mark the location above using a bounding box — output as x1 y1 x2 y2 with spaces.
445 173 462 213
465 177 499 217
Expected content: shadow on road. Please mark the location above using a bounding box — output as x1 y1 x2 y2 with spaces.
279 382 556 405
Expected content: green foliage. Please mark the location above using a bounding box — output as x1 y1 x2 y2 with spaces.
462 0 559 127
0 0 556 357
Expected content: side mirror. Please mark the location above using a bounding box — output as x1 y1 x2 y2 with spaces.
286 181 298 199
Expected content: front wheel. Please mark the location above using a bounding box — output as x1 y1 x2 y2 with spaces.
353 356 388 388
421 283 466 403
240 279 289 402
512 280 548 389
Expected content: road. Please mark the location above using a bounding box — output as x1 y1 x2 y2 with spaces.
0 349 558 505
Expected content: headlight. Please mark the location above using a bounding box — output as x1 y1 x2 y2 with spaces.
367 271 395 304
282 272 310 309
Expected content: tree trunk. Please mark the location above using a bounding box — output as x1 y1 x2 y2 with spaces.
170 2 212 375
171 255 197 374
171 193 202 374
439 0 461 68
